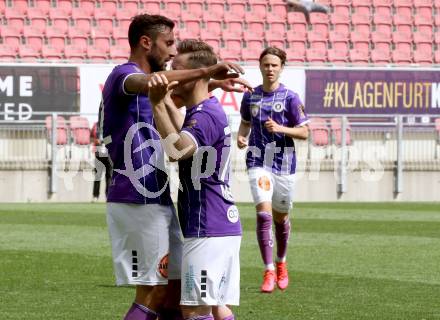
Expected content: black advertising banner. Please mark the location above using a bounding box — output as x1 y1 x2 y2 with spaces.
0 66 79 121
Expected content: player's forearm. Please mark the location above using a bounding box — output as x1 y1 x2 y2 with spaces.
238 121 251 138
125 69 209 95
281 125 309 140
153 103 193 159
164 100 184 131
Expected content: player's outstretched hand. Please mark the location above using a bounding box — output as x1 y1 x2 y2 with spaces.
148 73 178 106
217 78 254 93
207 62 244 80
237 135 248 149
265 117 284 134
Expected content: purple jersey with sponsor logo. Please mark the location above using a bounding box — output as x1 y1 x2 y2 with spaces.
179 96 242 238
102 62 172 205
240 84 309 175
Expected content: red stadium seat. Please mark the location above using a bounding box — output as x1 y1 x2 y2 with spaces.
351 12 371 25
352 3 371 16
64 45 87 61
371 32 391 51
162 1 181 20
76 0 96 16
246 3 267 21
333 23 350 38
393 0 413 8
351 37 370 52
414 29 433 44
414 12 433 27
310 12 329 25
371 48 391 64
392 49 412 64
287 12 307 25
119 1 139 17
328 48 349 63
414 0 433 6
330 118 351 146
395 24 412 35
413 48 433 64
332 0 352 5
23 26 44 51
27 7 48 19
1 26 22 48
0 45 17 60
224 39 242 54
353 0 372 6
435 51 440 64
182 1 204 20
201 20 222 38
246 39 265 52
41 45 63 60
70 35 89 48
109 47 129 63
435 33 440 45
204 38 221 54
222 22 244 40
87 47 108 62
269 3 287 20
18 46 40 61
309 117 330 146
241 48 260 64
329 30 349 43
393 32 413 52
244 21 265 41
349 49 369 64
69 116 91 145
5 0 27 16
45 116 68 145
306 48 327 63
285 46 306 63
224 0 246 21
219 49 241 62
51 17 69 34
204 2 225 20
140 0 160 14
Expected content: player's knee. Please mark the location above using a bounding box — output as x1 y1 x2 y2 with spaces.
181 305 212 319
272 210 289 224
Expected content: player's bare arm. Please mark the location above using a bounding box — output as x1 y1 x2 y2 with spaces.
237 120 251 149
209 78 254 93
124 62 245 95
148 74 196 161
264 117 309 140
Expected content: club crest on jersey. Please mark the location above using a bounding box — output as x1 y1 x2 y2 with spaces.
251 104 260 117
272 101 284 113
227 205 239 223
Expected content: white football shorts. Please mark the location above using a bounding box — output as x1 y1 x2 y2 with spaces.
248 167 296 213
106 203 183 286
181 236 241 306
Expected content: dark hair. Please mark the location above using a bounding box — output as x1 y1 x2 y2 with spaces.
128 14 175 48
259 47 287 66
177 39 218 69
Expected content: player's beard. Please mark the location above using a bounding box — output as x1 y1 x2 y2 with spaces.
147 52 166 72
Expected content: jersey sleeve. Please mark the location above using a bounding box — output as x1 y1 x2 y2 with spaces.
111 65 144 97
240 92 251 123
286 93 309 127
181 111 219 148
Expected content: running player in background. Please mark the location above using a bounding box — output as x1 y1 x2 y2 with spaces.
237 47 309 293
148 39 242 320
286 0 330 24
102 14 247 320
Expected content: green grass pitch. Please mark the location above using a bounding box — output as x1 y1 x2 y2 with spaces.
1 202 439 319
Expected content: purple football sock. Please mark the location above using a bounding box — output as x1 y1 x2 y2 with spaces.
185 315 214 320
256 211 274 266
124 303 158 320
275 218 291 261
222 315 235 320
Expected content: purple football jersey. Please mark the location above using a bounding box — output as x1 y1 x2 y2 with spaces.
240 84 309 175
178 96 242 238
102 62 172 205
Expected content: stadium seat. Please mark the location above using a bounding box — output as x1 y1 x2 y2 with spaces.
329 30 349 43
1 26 22 49
118 1 139 18
51 17 69 34
181 19 201 37
41 45 63 60
285 46 306 63
28 16 47 33
69 116 91 145
224 39 243 54
5 1 27 17
309 117 330 146
413 48 433 64
18 46 39 61
0 45 17 60
371 32 391 51
328 48 349 63
182 1 204 20
246 39 265 52
163 1 181 20
141 0 161 15
224 0 246 21
351 12 371 25
204 38 221 54
331 11 350 26
287 12 307 26
394 0 413 8
64 45 87 61
245 3 267 21
414 0 433 7
351 38 370 53
333 23 350 38
306 48 327 63
241 48 260 64
414 12 433 28
87 46 108 62
222 22 244 40
219 50 240 62
75 0 96 17
45 116 68 145
310 12 329 26
109 46 129 62
349 49 369 64
413 29 433 45
392 49 412 64
330 117 351 146
371 48 391 64
27 7 48 20
94 18 114 34
392 32 413 51
243 22 265 41
435 32 440 45
268 3 287 21
436 51 440 64
204 2 225 20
